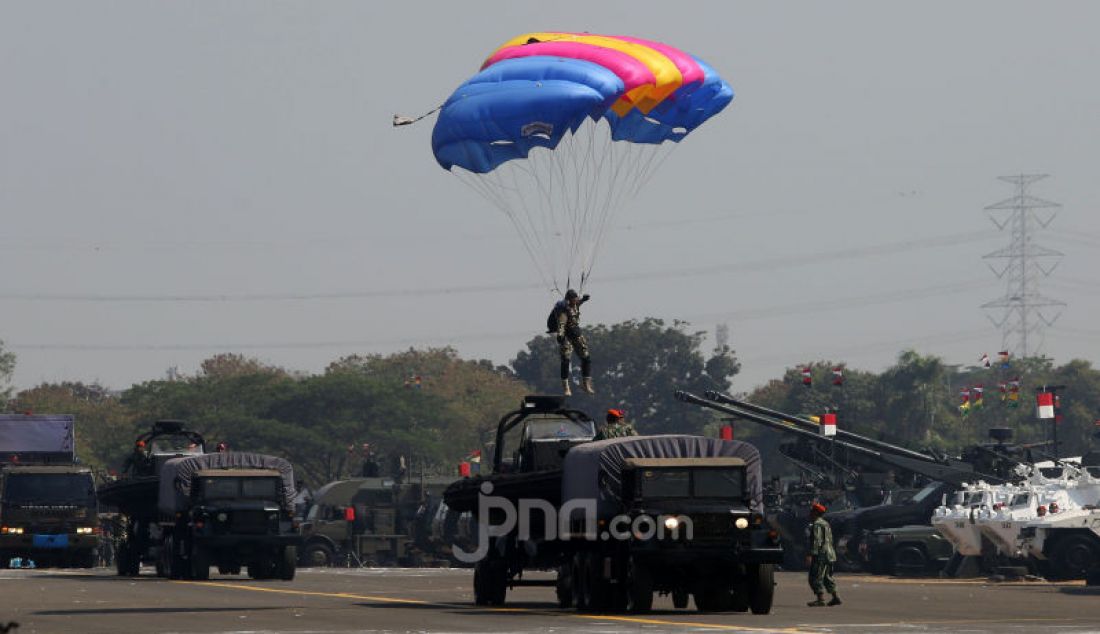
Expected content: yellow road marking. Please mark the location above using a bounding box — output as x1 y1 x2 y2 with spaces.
575 614 818 632
173 581 820 633
174 580 429 604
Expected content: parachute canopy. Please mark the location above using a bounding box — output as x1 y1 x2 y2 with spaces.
432 33 733 292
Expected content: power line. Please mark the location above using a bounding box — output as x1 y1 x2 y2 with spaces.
0 229 996 303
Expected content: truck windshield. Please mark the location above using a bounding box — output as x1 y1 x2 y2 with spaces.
151 436 202 455
907 482 940 504
639 468 745 499
200 477 280 500
525 418 595 440
3 473 96 505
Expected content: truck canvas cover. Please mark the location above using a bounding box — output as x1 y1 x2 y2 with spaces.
0 415 75 463
562 435 763 517
158 452 295 513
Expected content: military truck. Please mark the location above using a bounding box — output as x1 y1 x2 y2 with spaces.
446 396 782 613
0 414 100 568
299 475 454 567
157 452 300 580
99 420 207 576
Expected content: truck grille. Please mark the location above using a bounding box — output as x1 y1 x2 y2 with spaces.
690 514 734 543
229 511 272 535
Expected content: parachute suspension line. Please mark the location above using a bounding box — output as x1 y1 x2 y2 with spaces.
392 104 443 127
575 124 617 288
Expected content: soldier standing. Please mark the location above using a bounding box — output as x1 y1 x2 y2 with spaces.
595 409 637 440
805 502 841 607
550 289 594 396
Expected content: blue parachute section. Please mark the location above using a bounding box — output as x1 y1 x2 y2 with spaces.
432 58 624 173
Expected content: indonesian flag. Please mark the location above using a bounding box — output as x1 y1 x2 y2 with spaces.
1037 392 1055 419
467 449 481 464
973 385 984 408
820 412 837 437
980 353 990 368
801 366 812 387
832 367 844 386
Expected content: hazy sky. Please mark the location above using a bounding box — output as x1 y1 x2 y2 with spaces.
2 1 1099 393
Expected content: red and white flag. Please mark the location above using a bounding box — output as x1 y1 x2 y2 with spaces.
980 353 990 368
832 367 844 386
1036 392 1055 419
820 412 837 437
801 366 812 387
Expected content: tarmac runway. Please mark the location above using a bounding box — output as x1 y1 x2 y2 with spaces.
2 567 1100 634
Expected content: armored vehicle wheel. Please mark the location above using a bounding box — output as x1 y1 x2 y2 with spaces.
555 564 574 608
893 545 929 573
277 546 297 581
165 537 188 580
1050 535 1100 579
116 547 139 576
473 561 488 605
189 546 211 581
571 555 589 611
747 563 775 615
672 589 689 609
302 542 335 568
625 559 653 613
486 560 508 605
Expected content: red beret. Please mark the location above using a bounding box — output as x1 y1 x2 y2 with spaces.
811 502 827 514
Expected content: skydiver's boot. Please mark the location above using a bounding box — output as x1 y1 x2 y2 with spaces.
582 377 595 394
562 380 572 397
807 594 826 607
827 594 842 606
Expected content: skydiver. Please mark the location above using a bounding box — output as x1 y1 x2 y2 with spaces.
549 289 593 396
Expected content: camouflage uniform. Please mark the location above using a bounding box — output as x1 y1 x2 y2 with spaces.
595 421 638 441
808 515 837 596
555 298 591 380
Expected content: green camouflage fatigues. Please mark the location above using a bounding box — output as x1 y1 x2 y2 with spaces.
808 516 837 595
556 299 591 379
595 421 638 441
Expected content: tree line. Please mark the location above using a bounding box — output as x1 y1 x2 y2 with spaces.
2 327 1099 487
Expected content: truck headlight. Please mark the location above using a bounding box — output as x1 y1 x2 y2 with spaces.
217 513 228 522
664 516 681 531
76 527 94 534
1 526 23 535
734 517 749 530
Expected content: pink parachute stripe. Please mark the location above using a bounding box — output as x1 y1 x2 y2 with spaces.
604 35 704 87
482 41 655 94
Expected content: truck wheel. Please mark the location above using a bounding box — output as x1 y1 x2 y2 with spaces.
572 555 589 611
672 589 689 610
278 547 297 581
1051 535 1100 579
556 564 574 608
165 537 187 580
190 546 211 581
487 560 508 605
694 583 732 612
473 561 488 605
747 563 776 615
303 542 335 568
584 554 609 612
625 559 653 613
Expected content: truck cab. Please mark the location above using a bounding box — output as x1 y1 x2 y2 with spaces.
0 465 100 567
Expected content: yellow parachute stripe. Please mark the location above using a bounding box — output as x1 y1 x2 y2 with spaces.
489 32 683 114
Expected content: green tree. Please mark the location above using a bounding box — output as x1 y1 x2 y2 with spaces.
0 338 15 402
11 382 138 472
512 319 740 434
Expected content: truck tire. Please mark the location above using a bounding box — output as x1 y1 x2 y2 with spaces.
583 554 609 612
116 547 139 577
473 559 507 606
625 559 653 613
1050 535 1100 579
694 583 732 612
556 564 574 608
747 563 775 615
302 542 335 568
571 555 589 611
278 547 297 581
165 537 188 580
190 546 211 581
